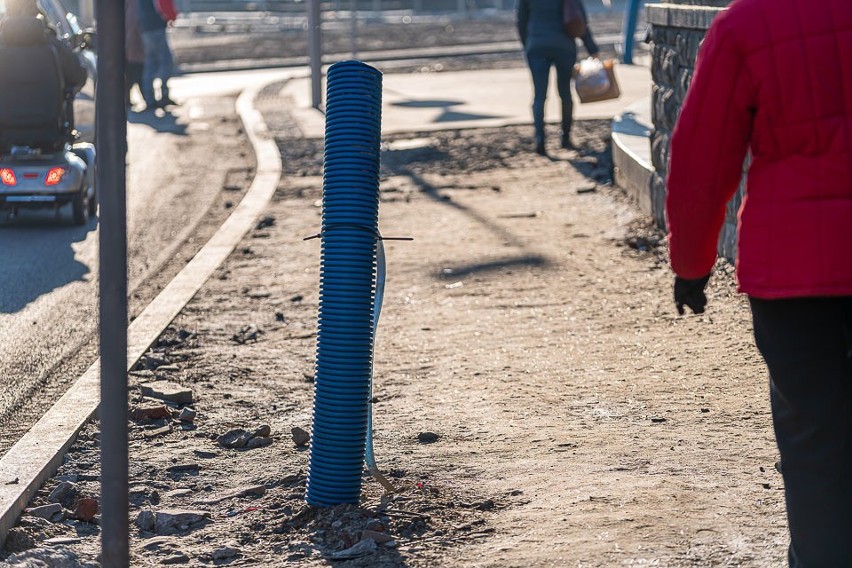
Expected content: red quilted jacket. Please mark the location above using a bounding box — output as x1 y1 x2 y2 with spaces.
666 0 852 299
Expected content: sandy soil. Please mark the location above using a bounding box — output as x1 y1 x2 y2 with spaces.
1 101 789 565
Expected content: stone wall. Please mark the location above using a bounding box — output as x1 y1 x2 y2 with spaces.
646 1 741 261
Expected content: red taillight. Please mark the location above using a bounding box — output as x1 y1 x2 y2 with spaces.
45 167 65 186
0 168 16 186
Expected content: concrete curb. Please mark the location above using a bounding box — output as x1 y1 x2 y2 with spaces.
0 83 282 545
612 97 655 216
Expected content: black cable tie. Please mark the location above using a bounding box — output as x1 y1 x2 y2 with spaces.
303 224 413 242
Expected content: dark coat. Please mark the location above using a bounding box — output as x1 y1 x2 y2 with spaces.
667 0 852 298
516 0 599 57
0 15 86 91
138 0 165 33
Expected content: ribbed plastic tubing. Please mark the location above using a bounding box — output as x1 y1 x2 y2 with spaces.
306 60 383 507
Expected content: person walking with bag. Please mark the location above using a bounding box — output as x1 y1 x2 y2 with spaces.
138 0 178 111
666 0 852 565
516 0 599 155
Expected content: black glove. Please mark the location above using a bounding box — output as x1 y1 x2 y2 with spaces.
674 274 711 315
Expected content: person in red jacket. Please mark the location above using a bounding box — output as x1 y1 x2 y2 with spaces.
665 0 852 565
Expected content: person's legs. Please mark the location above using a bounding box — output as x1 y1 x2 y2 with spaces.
125 61 144 107
156 34 175 105
526 52 551 155
140 31 162 108
553 49 577 148
749 297 852 567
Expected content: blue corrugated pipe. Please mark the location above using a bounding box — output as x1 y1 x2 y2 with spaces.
306 60 387 507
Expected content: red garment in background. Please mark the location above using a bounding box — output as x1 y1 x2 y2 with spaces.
666 0 852 299
155 0 179 24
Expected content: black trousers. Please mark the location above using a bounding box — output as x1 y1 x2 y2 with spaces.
750 296 852 567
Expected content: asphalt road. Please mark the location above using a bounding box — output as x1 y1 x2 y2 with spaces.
0 74 264 449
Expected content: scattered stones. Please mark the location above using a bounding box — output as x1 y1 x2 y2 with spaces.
161 553 191 565
166 463 200 474
362 530 394 544
232 324 262 344
178 408 197 423
44 537 83 545
3 548 96 567
74 497 99 522
26 503 61 520
291 427 310 447
246 436 273 449
576 183 597 194
135 510 156 532
245 288 271 299
329 538 377 560
139 382 194 406
275 311 286 322
193 449 219 459
475 499 495 511
165 489 194 499
212 546 240 561
417 432 440 444
218 426 272 450
217 429 251 449
290 294 303 302
144 425 173 439
255 216 275 230
157 365 181 372
130 404 172 422
142 353 170 370
129 369 155 379
154 509 211 535
625 235 660 252
141 536 176 550
48 481 78 508
198 485 266 505
3 528 36 553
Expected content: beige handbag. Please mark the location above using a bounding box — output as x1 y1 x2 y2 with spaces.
574 59 621 104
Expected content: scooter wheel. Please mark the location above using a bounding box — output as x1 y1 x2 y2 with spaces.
72 190 88 226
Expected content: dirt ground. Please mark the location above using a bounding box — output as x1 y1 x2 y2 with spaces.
1 104 790 565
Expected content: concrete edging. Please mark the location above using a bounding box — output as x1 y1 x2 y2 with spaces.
612 97 655 217
0 82 283 545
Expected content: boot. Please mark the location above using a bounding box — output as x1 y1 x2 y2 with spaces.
561 105 574 149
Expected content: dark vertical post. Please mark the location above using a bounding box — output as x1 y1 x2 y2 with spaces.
622 0 641 64
96 0 129 564
308 0 323 109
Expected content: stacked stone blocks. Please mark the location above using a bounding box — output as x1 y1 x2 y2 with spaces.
647 1 745 261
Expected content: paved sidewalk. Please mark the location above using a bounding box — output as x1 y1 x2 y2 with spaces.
282 63 651 137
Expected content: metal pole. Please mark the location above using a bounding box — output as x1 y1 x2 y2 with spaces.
350 0 358 59
622 0 641 65
308 0 323 109
95 0 129 564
